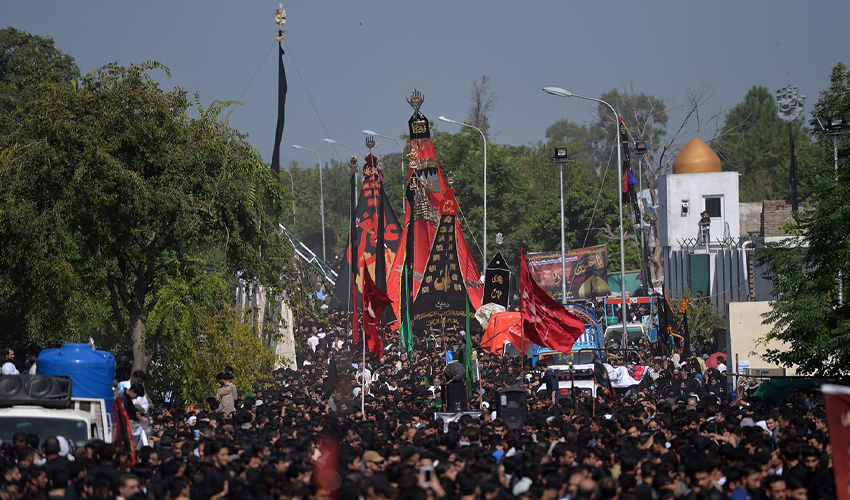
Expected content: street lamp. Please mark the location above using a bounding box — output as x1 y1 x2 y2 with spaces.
363 129 406 212
322 138 357 158
544 86 628 333
323 138 358 185
817 116 844 180
817 115 845 304
632 140 649 293
438 116 488 270
551 147 580 304
291 145 326 263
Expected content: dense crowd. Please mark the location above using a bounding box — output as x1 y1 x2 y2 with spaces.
0 308 837 500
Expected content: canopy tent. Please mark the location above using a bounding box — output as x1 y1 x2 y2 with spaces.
480 311 525 356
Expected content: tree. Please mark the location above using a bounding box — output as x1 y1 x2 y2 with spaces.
0 62 294 374
467 74 498 140
716 86 814 203
758 63 850 376
145 267 277 406
546 84 673 280
670 294 727 351
0 27 79 134
637 85 734 282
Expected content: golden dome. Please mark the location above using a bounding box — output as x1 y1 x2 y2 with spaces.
673 137 721 174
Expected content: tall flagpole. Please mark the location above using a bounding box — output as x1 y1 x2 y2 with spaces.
361 314 366 416
349 157 360 347
271 4 287 175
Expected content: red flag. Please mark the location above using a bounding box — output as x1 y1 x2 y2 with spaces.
823 385 850 500
312 437 340 500
520 249 585 353
362 267 391 360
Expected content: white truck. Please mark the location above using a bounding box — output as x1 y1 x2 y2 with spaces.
535 359 598 399
0 377 112 447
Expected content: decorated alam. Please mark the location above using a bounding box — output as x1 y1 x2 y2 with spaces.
1 4 850 500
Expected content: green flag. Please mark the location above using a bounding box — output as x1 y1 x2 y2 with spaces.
465 298 475 398
400 266 414 353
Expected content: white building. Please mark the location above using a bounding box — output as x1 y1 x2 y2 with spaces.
658 138 748 308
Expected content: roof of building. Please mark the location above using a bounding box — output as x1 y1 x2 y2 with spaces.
673 137 721 174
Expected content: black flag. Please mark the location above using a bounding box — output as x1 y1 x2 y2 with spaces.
483 251 510 308
270 43 288 174
679 299 692 359
655 292 675 356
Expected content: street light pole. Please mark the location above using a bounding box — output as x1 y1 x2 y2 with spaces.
291 145 326 263
552 147 579 304
633 141 650 294
438 116 488 269
817 116 845 305
544 87 628 334
363 130 406 213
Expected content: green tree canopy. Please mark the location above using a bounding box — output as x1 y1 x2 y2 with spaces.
0 60 294 395
759 63 850 376
0 27 79 134
717 86 817 203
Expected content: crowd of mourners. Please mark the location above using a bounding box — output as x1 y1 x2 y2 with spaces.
0 307 838 500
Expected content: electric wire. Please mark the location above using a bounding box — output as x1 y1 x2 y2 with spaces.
581 142 617 249
225 41 276 122
456 203 485 263
282 40 343 163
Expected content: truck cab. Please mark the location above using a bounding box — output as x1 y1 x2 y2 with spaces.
0 376 112 447
533 358 597 399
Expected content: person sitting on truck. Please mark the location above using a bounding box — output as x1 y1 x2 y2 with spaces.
25 344 40 375
0 348 18 375
119 370 150 413
536 359 559 405
123 383 145 422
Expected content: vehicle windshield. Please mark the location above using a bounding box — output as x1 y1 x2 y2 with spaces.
559 386 594 398
539 350 595 366
0 417 89 447
605 326 645 345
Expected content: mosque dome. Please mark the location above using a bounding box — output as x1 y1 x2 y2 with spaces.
672 137 721 174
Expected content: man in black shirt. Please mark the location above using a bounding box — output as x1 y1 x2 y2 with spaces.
199 441 229 500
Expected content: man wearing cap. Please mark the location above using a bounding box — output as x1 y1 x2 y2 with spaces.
363 450 384 477
119 370 150 413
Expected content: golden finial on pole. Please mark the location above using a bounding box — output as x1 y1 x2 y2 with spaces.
275 3 287 41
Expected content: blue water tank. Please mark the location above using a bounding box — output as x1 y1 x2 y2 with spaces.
37 344 115 414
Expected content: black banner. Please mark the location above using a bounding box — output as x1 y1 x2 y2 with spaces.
410 199 471 335
329 155 401 312
408 111 430 140
483 251 510 308
270 43 287 174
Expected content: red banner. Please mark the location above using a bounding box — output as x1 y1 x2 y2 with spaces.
362 268 391 360
527 245 609 301
520 250 586 353
823 384 850 500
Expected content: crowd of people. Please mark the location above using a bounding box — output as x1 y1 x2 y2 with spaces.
0 308 837 500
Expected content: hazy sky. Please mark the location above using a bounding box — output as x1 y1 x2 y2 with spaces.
4 1 848 166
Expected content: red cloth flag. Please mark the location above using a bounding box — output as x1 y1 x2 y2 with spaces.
362 267 391 360
312 437 340 500
520 249 586 353
823 384 850 500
